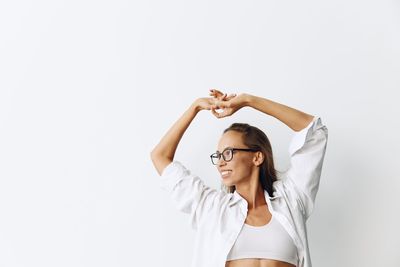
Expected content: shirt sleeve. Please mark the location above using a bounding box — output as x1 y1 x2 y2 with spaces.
159 161 225 230
283 116 328 219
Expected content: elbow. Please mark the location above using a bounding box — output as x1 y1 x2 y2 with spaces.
150 147 173 162
150 149 158 167
150 149 156 160
150 149 161 164
150 146 162 158
150 149 173 176
150 150 168 159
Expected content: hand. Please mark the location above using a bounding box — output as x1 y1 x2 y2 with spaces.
192 97 219 112
193 89 238 112
209 89 248 118
209 89 237 102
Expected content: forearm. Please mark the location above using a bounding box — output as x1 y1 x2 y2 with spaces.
150 103 199 175
245 94 314 132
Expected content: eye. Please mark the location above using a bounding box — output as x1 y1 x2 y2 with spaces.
223 149 232 158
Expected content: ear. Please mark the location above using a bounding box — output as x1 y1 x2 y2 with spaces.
253 151 264 166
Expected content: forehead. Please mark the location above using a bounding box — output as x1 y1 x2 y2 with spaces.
217 131 245 151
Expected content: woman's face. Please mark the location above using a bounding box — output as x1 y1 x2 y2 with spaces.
216 131 257 186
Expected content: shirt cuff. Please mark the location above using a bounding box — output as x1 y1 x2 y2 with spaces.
288 116 323 156
160 160 187 192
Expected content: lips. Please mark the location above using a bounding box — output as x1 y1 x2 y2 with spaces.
220 170 232 178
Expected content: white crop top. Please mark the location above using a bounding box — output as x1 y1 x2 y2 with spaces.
226 215 298 265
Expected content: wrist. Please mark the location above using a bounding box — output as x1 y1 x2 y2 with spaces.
242 93 253 107
189 101 201 114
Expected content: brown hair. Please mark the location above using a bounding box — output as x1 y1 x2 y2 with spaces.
220 123 278 196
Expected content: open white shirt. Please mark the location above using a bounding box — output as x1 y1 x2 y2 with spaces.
159 116 328 267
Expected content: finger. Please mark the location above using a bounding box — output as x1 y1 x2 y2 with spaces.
212 99 225 108
211 107 221 118
212 107 229 119
215 111 227 119
210 88 223 94
209 89 217 96
225 93 237 101
209 89 220 95
216 101 229 109
209 92 221 99
209 89 224 97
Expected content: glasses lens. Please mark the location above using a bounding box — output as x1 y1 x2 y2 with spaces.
223 149 233 162
211 153 219 165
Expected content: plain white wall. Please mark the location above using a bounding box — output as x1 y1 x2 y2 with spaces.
1 0 399 266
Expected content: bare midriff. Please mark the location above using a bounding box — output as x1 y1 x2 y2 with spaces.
225 258 296 267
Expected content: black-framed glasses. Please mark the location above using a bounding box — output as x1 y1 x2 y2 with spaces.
210 147 258 165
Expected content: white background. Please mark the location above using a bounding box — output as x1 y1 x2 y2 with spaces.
1 0 399 266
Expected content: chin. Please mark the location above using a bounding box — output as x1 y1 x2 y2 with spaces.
222 180 234 187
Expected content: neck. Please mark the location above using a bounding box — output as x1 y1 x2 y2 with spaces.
235 180 266 210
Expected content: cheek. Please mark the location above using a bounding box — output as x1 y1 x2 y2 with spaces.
231 158 253 178
236 168 252 179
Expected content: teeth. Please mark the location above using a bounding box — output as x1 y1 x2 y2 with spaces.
221 170 232 175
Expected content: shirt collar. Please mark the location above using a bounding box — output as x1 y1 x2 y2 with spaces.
229 189 281 209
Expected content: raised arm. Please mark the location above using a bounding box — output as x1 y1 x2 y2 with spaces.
245 94 314 132
210 89 328 219
150 95 233 230
150 97 218 175
247 95 328 219
209 90 314 132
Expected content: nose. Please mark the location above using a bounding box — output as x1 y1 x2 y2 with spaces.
217 157 227 167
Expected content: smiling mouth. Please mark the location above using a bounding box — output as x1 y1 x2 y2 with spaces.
221 170 232 178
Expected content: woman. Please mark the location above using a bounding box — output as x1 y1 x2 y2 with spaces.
150 90 328 267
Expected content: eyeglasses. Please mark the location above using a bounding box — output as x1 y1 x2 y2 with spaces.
210 147 258 165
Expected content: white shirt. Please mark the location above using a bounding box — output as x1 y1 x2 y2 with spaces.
159 116 328 267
